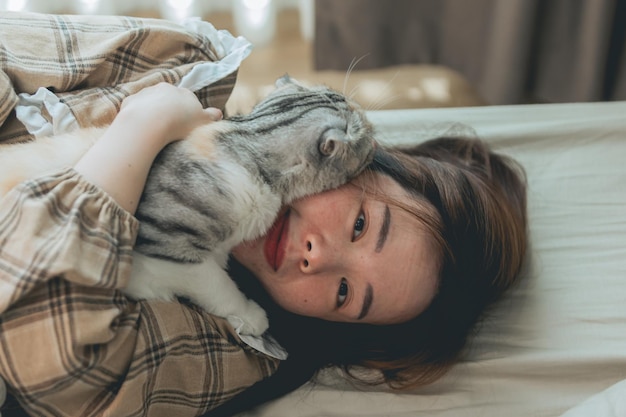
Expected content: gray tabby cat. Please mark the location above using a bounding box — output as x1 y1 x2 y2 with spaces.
0 76 376 336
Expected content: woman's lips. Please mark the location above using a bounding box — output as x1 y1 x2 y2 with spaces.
264 209 289 271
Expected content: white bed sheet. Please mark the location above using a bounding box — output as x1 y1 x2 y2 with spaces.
245 101 626 417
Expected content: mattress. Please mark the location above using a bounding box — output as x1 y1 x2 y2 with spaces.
245 101 626 417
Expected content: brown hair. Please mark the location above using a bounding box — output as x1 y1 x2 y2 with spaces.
346 136 528 387
209 136 528 416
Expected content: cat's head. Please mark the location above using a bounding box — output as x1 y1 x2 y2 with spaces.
242 75 377 202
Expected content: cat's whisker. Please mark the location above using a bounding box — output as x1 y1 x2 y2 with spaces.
369 89 407 110
347 83 361 102
343 57 357 96
365 71 401 111
369 93 406 111
343 54 369 96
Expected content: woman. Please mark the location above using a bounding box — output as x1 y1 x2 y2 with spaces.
0 84 527 417
218 118 528 415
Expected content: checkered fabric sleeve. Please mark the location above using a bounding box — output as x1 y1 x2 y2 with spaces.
0 11 240 144
0 169 279 416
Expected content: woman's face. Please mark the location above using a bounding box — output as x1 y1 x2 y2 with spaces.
231 173 441 325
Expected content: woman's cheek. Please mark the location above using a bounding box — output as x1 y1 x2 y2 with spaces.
270 288 312 316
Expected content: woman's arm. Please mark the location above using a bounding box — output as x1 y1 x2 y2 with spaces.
0 85 277 417
0 83 223 302
74 83 222 214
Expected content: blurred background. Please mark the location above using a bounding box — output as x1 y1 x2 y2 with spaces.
1 0 624 114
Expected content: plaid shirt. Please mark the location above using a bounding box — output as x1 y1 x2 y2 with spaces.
0 12 279 417
0 170 279 416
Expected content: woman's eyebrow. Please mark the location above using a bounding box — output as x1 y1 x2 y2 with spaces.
375 205 391 253
358 205 388 320
357 283 374 320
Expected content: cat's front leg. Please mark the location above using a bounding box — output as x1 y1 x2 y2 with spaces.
183 260 270 337
127 252 269 336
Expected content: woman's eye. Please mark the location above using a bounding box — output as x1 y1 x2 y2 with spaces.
337 278 349 307
352 212 366 241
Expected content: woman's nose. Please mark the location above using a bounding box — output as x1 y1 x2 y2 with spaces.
300 235 335 273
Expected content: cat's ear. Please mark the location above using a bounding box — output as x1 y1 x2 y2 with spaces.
274 74 304 90
275 74 294 88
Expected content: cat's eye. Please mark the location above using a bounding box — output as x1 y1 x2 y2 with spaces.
337 278 349 307
352 211 366 241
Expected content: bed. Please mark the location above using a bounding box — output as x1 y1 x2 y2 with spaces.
242 101 626 416
1 11 625 417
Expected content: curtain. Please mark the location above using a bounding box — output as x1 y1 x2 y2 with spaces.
314 0 626 105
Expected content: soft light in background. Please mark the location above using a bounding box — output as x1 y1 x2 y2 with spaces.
3 0 622 113
0 0 482 114
0 0 312 40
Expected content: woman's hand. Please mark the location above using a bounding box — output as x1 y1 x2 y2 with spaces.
119 83 223 148
74 83 223 214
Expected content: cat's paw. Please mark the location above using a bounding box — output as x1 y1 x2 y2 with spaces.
230 300 269 337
